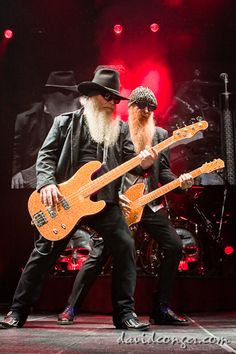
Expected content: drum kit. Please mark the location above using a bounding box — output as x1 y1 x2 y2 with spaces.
54 210 205 277
163 70 225 185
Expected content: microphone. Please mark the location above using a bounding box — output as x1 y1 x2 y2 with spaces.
219 72 229 83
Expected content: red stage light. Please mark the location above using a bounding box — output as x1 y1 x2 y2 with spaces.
224 246 234 255
4 29 13 39
150 23 159 33
114 24 123 35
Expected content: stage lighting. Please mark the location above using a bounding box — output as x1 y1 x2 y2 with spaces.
224 246 234 255
4 29 13 39
114 24 123 35
150 23 159 33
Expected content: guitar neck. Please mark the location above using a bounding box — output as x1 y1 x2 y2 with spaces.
136 166 203 207
81 135 175 196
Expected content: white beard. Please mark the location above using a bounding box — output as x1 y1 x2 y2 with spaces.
128 110 156 153
83 97 120 147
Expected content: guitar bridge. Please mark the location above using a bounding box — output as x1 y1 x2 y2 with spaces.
33 211 48 227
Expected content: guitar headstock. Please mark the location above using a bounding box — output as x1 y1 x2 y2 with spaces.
173 121 208 141
200 159 225 174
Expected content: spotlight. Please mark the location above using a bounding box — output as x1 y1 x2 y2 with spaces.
114 24 123 35
4 29 13 39
224 246 234 255
150 23 159 33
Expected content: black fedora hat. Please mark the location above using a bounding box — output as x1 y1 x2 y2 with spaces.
78 67 128 100
44 71 78 93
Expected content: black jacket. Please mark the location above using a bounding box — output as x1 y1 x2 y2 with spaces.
122 127 178 206
148 127 177 188
36 108 137 203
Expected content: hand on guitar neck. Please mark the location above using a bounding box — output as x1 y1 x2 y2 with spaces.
139 145 158 170
179 173 194 190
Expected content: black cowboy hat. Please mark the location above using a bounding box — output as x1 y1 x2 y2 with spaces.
77 67 128 100
44 71 78 93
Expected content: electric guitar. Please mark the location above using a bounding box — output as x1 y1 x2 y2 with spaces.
28 121 208 241
124 158 225 226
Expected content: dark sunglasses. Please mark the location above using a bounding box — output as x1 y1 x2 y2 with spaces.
135 101 157 112
102 92 121 104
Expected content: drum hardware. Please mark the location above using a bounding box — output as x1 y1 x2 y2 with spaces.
53 209 203 277
133 221 202 277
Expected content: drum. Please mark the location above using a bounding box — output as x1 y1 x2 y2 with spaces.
137 219 203 277
54 225 98 273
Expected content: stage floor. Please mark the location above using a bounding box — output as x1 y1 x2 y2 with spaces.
0 311 235 353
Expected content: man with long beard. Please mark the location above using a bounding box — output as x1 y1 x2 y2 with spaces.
121 86 193 325
57 86 193 327
0 69 155 331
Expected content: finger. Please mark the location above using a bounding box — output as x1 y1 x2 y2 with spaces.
19 176 24 188
46 189 53 206
145 145 156 158
40 190 48 206
15 177 20 189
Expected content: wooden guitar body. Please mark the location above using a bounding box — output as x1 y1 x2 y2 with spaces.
124 183 145 226
28 161 105 241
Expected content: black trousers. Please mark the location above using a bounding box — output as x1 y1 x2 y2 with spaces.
141 207 183 305
11 204 136 323
66 206 183 311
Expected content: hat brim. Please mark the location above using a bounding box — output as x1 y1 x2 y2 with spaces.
44 84 79 93
78 82 128 100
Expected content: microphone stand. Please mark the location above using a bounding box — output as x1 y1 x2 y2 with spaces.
188 191 223 276
220 73 236 184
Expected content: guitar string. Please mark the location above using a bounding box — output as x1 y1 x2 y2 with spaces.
23 122 206 188
129 161 223 211
39 161 222 238
53 129 210 210
50 160 222 222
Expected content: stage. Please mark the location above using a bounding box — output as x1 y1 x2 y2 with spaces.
0 311 235 353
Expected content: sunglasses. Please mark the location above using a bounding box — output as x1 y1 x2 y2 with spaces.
102 92 121 104
135 101 157 112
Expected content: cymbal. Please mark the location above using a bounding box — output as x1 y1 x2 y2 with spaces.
179 79 222 87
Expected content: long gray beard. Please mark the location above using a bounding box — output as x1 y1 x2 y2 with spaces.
83 98 120 147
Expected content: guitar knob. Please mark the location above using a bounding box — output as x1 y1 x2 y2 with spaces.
53 229 58 234
61 224 66 229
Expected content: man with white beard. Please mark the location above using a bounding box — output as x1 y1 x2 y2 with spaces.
0 69 156 331
57 86 193 327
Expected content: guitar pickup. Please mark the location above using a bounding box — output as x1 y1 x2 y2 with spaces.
47 206 57 219
60 198 70 210
33 211 48 227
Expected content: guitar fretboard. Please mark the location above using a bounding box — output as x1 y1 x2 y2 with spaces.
133 166 209 207
79 136 175 197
